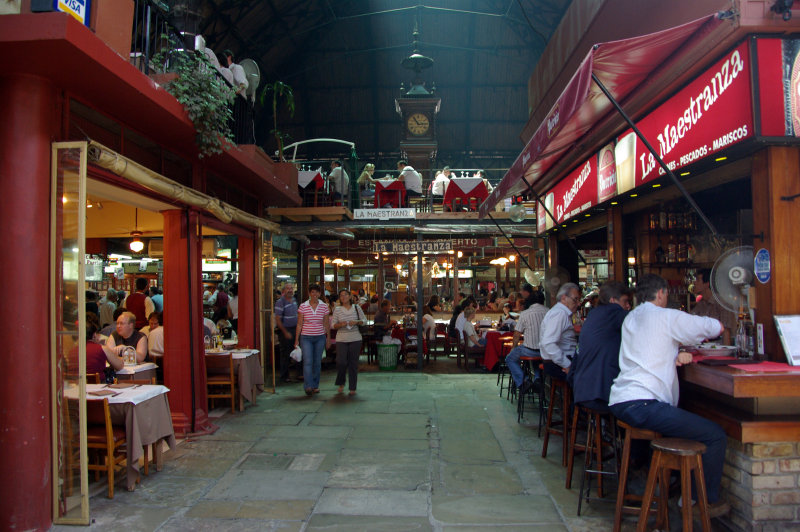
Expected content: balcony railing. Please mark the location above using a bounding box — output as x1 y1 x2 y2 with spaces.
129 0 254 146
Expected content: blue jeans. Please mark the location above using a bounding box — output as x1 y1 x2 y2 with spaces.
301 334 326 390
505 346 540 388
610 399 727 503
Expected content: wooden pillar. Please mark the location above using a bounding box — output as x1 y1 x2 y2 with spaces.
298 244 309 301
546 235 559 306
607 205 624 281
237 234 256 348
344 265 350 291
751 146 800 361
162 209 212 436
453 253 460 303
318 258 325 298
515 257 521 291
333 263 339 295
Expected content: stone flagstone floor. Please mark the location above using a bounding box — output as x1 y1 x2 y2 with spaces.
55 369 713 531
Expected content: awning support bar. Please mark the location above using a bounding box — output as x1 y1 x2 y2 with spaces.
591 72 719 237
519 173 587 266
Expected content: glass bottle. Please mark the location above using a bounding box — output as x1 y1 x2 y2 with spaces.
667 235 677 263
686 235 695 264
677 237 687 263
658 204 667 231
649 213 658 230
668 206 677 231
655 240 665 264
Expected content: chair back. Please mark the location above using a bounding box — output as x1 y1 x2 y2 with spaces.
85 398 112 434
205 353 234 380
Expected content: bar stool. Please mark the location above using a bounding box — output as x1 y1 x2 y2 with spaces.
541 375 571 466
496 339 513 397
571 405 619 516
566 403 615 494
613 420 661 532
516 354 542 422
637 438 711 532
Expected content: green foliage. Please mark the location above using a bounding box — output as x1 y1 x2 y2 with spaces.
260 81 295 161
153 38 235 158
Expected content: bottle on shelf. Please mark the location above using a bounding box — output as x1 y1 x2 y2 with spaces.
685 235 694 264
677 236 687 263
654 240 666 264
667 234 677 263
668 206 677 231
658 204 667 231
649 212 658 230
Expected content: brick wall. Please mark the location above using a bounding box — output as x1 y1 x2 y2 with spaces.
721 438 800 531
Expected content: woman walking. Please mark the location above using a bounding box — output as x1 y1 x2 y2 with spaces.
330 289 364 395
295 284 331 396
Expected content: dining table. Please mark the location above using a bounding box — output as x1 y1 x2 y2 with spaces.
71 383 176 491
443 177 489 211
115 361 157 382
481 330 514 371
298 169 325 206
205 348 264 410
374 178 406 208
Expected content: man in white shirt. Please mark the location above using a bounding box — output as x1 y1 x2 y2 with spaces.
454 296 477 338
505 290 548 392
397 160 422 201
329 160 350 199
539 282 581 380
223 49 248 97
432 166 451 196
609 273 729 517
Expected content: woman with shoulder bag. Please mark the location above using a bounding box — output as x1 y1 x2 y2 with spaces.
330 289 364 395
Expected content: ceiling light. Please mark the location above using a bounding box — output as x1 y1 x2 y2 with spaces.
508 254 515 262
332 258 344 265
457 251 463 258
610 201 618 205
652 183 661 188
715 156 727 162
129 232 145 253
630 193 638 198
680 171 690 176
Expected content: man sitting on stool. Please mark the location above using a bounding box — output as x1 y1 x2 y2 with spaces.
506 290 547 394
568 281 630 412
609 273 730 517
539 282 581 380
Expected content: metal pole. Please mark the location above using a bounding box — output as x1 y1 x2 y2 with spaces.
591 72 719 237
416 234 424 370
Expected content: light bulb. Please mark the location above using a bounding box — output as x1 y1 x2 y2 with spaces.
130 238 145 253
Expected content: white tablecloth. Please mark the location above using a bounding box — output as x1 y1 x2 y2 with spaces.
116 362 158 375
79 383 170 405
298 170 322 188
449 177 483 194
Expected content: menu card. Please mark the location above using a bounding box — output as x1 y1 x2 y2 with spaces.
773 315 800 366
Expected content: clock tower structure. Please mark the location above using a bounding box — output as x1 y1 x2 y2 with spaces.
395 30 440 176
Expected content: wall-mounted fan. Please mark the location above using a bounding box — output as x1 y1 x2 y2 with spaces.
710 245 754 314
239 58 261 102
544 265 571 293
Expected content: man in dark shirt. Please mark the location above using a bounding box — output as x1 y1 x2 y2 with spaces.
568 281 630 412
275 283 298 383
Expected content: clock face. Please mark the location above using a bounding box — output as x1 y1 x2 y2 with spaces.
406 113 430 136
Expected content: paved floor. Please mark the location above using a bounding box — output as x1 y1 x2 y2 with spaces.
57 361 700 531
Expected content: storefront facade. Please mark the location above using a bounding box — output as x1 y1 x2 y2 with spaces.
483 12 800 530
0 10 298 529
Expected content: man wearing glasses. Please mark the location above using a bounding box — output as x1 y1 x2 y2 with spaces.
539 282 581 379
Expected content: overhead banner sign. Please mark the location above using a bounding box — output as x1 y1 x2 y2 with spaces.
373 240 453 253
354 208 415 220
620 40 753 188
538 150 598 233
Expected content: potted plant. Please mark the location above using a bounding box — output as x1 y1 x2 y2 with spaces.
153 37 236 158
260 81 295 161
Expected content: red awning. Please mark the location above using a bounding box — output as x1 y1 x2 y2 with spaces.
479 13 726 218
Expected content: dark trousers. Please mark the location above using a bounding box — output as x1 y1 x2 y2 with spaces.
610 399 727 503
543 360 568 380
278 326 296 381
335 340 361 391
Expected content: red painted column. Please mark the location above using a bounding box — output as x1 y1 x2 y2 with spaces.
0 75 57 530
237 235 255 348
162 209 212 435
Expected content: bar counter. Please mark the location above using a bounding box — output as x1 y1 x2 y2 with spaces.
679 360 800 530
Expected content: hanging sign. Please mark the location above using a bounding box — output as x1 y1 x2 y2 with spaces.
754 248 771 284
354 208 415 220
55 0 91 26
372 240 453 253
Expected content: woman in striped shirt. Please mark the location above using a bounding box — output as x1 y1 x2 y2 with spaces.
294 284 331 396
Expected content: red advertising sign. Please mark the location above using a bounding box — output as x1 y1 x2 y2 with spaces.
622 40 753 187
537 156 597 233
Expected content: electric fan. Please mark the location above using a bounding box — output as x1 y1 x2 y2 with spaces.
710 245 754 313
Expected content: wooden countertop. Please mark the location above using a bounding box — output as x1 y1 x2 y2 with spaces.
680 362 800 398
679 361 800 442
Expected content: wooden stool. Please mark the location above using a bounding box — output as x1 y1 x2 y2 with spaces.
613 421 661 532
637 438 711 532
566 404 616 497
541 376 571 466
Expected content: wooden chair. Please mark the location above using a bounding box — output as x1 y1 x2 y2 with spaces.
461 329 485 372
433 322 448 359
87 373 102 384
86 398 127 498
206 353 237 413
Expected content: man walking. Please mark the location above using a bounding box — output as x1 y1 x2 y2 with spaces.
275 283 298 383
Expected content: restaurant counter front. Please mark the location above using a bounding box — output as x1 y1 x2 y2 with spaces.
679 361 800 529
